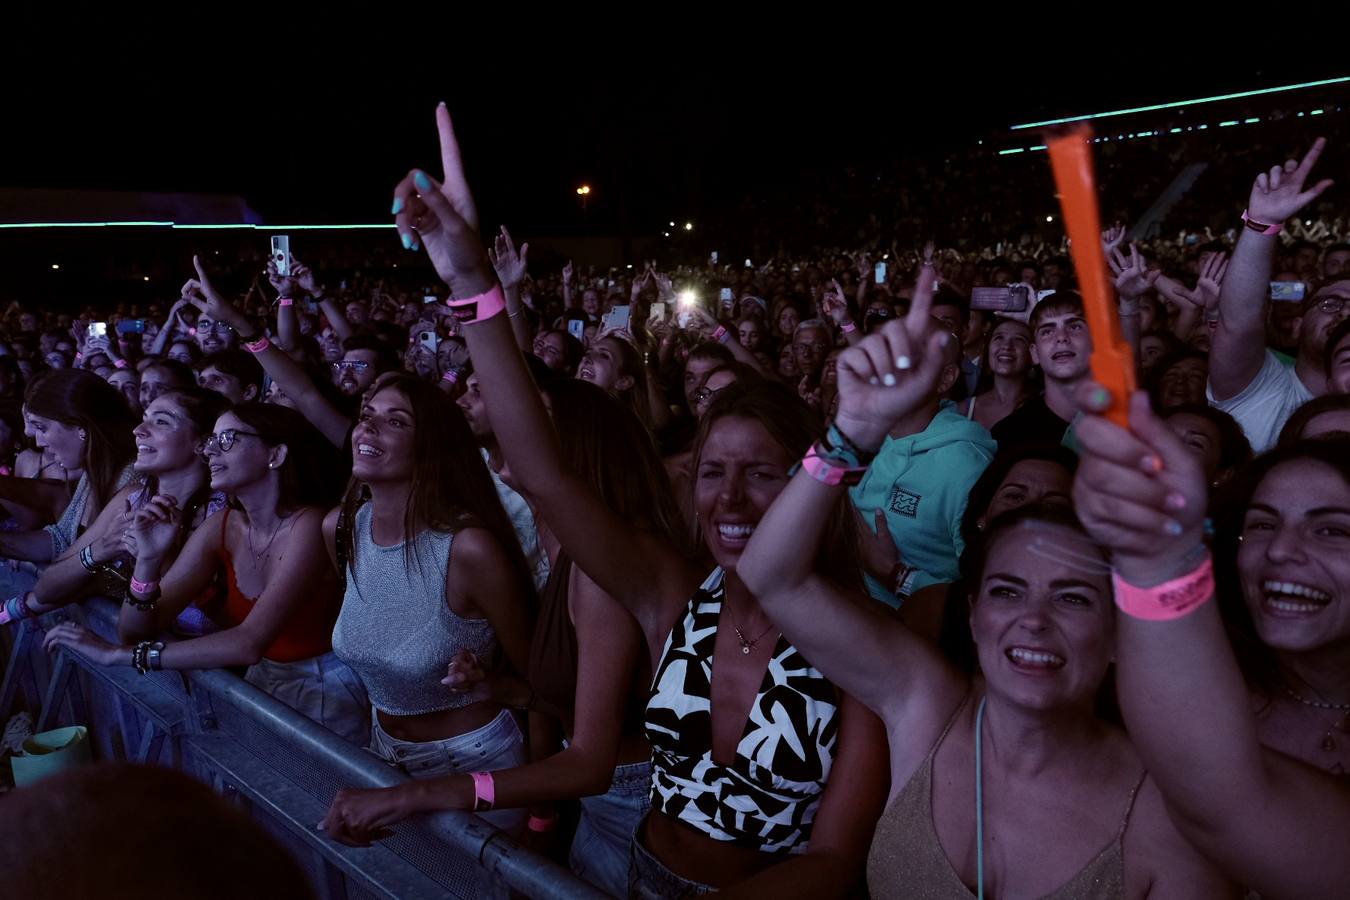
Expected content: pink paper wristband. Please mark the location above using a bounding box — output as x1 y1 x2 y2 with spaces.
243 336 271 354
469 771 495 812
1111 554 1214 621
279 297 294 307
446 283 506 323
1241 209 1282 235
799 444 868 487
130 577 159 596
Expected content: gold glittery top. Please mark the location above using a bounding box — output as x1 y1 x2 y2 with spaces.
866 695 1142 899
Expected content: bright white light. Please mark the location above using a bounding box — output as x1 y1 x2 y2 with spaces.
684 222 693 231
1045 215 1054 223
50 264 59 270
678 290 697 308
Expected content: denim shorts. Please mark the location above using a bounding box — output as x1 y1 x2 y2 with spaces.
627 817 717 899
369 706 527 835
245 651 371 747
569 759 651 899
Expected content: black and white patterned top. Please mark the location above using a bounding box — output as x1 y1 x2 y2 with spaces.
644 568 842 855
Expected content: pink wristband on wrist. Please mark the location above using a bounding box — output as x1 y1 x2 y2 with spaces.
446 283 506 323
114 358 128 369
799 444 868 487
840 321 857 334
469 771 495 812
278 297 294 307
1241 209 1282 235
130 577 159 596
711 325 730 344
1111 554 1214 621
243 336 270 354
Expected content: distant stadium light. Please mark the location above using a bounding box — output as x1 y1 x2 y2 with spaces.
1010 75 1350 130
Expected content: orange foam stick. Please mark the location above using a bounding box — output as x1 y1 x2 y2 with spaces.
1046 125 1135 428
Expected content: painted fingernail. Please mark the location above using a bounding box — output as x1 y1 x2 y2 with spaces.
414 170 432 193
1165 492 1188 511
895 355 912 370
410 238 420 252
391 197 404 215
868 376 879 386
1140 455 1162 473
882 373 897 386
1164 520 1184 536
401 233 413 250
1091 387 1111 407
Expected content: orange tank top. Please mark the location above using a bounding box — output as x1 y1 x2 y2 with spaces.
218 507 337 663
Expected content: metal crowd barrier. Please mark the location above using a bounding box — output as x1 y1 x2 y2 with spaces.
0 597 606 900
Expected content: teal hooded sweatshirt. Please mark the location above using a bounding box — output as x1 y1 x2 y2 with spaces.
849 401 996 608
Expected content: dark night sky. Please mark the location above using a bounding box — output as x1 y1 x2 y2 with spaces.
2 19 1345 234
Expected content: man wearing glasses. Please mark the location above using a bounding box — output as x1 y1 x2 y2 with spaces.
1208 139 1347 452
195 315 236 357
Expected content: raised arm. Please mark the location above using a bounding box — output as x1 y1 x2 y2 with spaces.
1211 139 1333 400
150 297 192 356
738 268 965 729
1107 242 1158 358
187 257 351 447
1073 388 1350 900
487 226 533 353
395 104 694 640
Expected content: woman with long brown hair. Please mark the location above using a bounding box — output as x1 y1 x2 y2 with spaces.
0 369 136 619
320 374 535 839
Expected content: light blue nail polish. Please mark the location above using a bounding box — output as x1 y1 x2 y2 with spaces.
1092 387 1111 407
391 197 404 215
882 373 897 387
401 233 412 250
895 355 912 370
868 376 879 386
410 239 420 252
414 171 432 193
1165 520 1183 536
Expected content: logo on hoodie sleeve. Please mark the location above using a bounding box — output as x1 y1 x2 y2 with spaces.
888 486 921 519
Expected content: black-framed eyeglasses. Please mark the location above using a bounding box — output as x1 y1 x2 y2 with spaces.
1315 296 1350 315
203 429 262 454
332 360 371 372
196 320 235 334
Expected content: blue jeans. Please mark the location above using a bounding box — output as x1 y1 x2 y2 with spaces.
369 706 527 836
627 819 717 899
245 651 371 747
570 759 651 898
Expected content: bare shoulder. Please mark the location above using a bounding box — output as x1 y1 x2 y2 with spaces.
449 525 507 568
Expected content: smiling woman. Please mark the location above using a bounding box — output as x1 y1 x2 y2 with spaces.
1215 438 1350 774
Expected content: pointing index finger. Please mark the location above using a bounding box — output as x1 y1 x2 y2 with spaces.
434 103 479 230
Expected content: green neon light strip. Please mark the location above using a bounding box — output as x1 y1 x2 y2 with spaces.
998 148 1025 155
1010 76 1350 130
0 221 395 230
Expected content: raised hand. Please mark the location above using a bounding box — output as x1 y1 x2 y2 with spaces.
822 279 851 326
266 258 298 297
391 104 495 299
833 266 953 451
1072 387 1208 584
487 226 529 290
1192 251 1228 311
1246 137 1335 226
1108 243 1161 301
1101 223 1127 255
292 258 323 296
128 495 183 565
187 256 248 331
562 259 574 286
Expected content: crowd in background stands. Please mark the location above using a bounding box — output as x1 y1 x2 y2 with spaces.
0 102 1348 900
